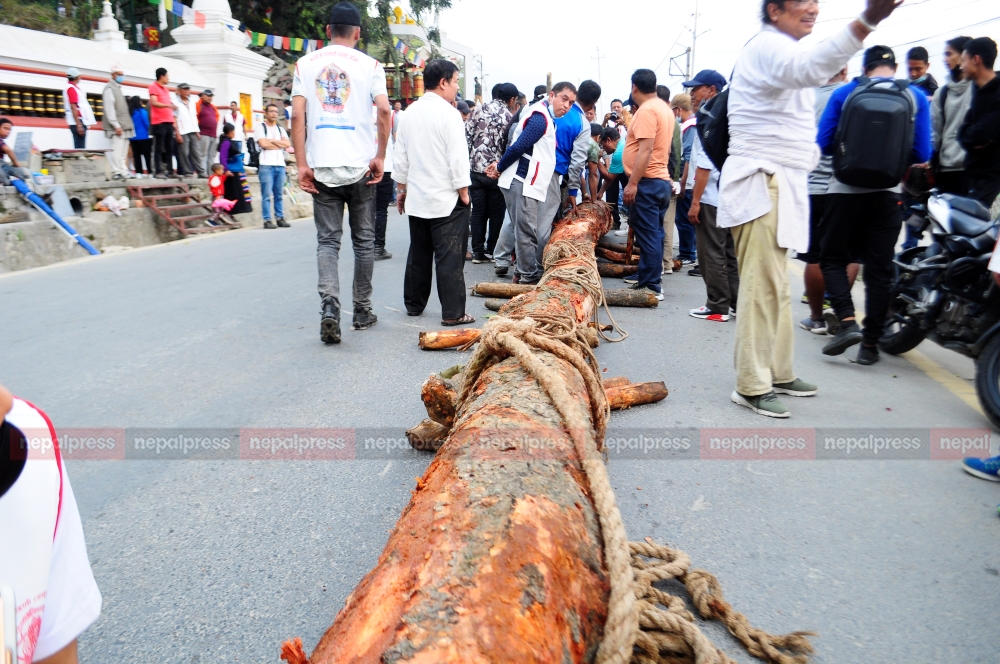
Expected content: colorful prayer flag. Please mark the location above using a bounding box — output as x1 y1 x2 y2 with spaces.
256 32 267 46
182 5 193 21
265 34 274 47
291 37 303 51
148 0 161 4
395 39 403 51
163 0 172 10
282 36 291 50
171 0 184 17
194 10 206 27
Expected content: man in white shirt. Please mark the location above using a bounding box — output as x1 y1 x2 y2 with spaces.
0 383 102 664
173 83 203 178
291 1 392 344
254 103 291 229
718 0 901 419
684 70 738 324
221 101 247 144
393 60 473 325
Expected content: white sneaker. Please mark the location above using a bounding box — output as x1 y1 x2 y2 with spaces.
623 275 638 284
729 308 737 317
614 225 629 236
662 266 673 275
689 306 730 322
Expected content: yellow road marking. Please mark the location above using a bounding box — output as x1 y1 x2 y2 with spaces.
786 260 984 416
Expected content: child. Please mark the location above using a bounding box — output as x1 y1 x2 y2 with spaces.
209 163 226 201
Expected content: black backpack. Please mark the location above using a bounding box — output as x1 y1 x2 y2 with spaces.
696 88 731 171
832 77 915 189
246 136 261 169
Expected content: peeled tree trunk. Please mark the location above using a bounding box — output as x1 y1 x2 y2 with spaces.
282 203 623 664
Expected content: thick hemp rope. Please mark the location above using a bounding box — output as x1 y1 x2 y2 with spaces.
454 220 815 664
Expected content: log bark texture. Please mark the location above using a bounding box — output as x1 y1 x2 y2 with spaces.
405 419 450 452
288 203 617 664
605 382 669 410
624 227 636 266
418 329 482 350
601 376 631 389
595 247 628 264
473 281 535 298
597 263 638 278
482 289 657 309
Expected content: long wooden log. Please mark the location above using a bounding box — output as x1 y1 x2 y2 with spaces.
598 263 638 278
605 381 669 410
481 288 658 309
418 328 481 350
597 238 640 255
283 202 620 664
473 281 535 298
602 376 631 388
595 246 628 263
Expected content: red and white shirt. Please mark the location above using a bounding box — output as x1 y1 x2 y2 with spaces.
0 398 101 663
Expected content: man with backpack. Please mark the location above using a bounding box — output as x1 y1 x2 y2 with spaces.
817 45 932 365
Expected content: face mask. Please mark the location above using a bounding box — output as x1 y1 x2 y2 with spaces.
912 74 927 84
115 75 125 84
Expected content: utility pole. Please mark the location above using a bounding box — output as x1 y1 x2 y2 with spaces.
592 47 605 87
691 0 700 76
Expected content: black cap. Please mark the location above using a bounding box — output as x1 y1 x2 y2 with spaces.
456 100 471 114
533 84 547 98
201 89 214 96
177 82 191 90
863 45 896 71
329 1 362 27
501 83 520 100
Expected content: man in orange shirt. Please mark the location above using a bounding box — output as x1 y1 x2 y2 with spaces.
622 68 675 300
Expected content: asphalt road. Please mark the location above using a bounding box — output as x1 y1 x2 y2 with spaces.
2 209 998 663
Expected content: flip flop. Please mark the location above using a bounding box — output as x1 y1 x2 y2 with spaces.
441 314 475 327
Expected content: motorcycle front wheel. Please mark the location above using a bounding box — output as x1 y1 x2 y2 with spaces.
975 333 1000 430
879 249 929 356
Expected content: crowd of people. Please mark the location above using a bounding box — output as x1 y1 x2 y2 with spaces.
289 0 1000 423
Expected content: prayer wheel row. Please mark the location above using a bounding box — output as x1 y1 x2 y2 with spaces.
0 86 104 121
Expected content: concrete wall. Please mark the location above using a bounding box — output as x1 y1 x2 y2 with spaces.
0 173 312 273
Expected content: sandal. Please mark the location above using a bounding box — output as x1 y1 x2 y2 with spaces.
441 314 475 327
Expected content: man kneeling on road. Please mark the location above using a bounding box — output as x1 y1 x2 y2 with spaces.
817 45 931 366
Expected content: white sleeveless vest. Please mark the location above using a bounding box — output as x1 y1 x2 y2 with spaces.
498 99 557 202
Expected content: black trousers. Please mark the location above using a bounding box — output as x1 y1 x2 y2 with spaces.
469 171 506 255
819 192 902 345
967 174 1000 209
151 123 175 175
605 174 621 227
404 200 470 320
373 172 393 250
131 138 153 173
934 170 966 196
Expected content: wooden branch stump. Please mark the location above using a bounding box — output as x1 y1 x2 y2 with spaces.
606 381 669 410
418 328 481 350
595 246 628 263
598 263 639 278
421 372 460 427
405 419 449 452
283 202 625 664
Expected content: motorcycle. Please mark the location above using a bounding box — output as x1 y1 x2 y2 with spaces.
880 191 1000 427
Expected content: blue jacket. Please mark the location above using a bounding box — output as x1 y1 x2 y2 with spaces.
817 77 932 165
130 108 150 141
554 103 586 177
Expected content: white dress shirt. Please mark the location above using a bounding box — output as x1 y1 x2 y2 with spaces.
717 24 863 252
392 92 471 219
174 94 199 135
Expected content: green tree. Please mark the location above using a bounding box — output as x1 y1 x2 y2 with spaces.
230 0 452 63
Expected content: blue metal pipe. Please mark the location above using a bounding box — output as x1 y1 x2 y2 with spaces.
11 179 100 256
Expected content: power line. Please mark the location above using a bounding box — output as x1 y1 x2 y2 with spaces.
653 15 695 73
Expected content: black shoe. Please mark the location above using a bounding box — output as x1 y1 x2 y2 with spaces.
822 321 862 356
276 218 290 228
471 252 489 264
373 249 393 261
320 301 341 344
495 265 509 276
352 306 378 330
263 220 276 229
853 344 880 365
688 267 701 277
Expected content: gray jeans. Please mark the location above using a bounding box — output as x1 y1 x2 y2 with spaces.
500 173 562 282
198 135 218 175
176 132 204 176
315 177 376 312
696 202 739 314
493 212 515 268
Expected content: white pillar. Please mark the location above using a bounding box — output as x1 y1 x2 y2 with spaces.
92 0 129 53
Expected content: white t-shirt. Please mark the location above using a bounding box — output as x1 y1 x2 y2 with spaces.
253 122 288 167
222 110 245 141
291 44 387 170
0 398 102 664
686 131 720 208
174 95 199 135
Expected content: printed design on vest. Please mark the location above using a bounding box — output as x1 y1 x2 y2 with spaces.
316 63 351 114
17 591 45 664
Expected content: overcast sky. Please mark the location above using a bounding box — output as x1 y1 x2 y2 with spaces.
433 0 999 106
